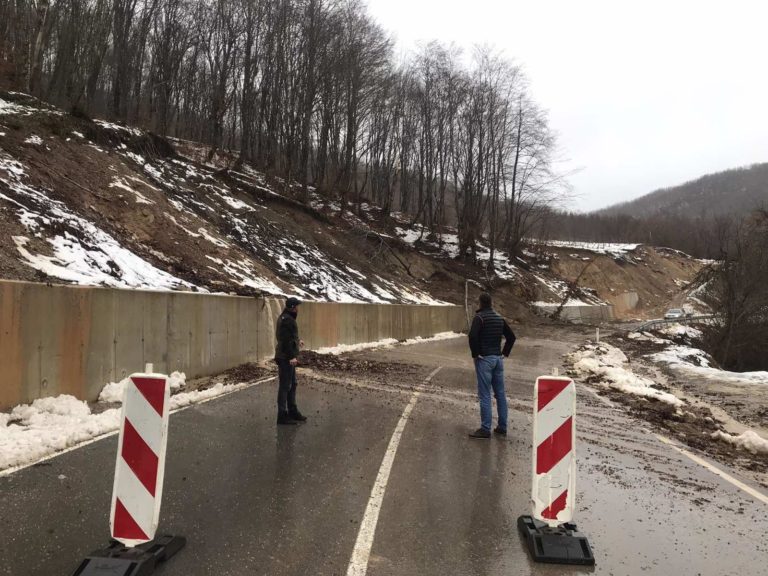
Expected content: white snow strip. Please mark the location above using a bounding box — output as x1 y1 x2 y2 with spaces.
529 239 640 256
109 176 153 204
0 375 274 474
532 299 591 308
197 227 230 248
99 372 206 405
650 345 768 386
315 332 462 355
711 430 768 455
0 395 121 471
94 119 142 137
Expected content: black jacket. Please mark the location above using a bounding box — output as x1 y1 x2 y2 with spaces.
274 309 300 360
468 307 516 358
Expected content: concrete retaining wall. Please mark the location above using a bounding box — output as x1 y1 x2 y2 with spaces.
533 303 615 324
608 291 639 315
0 280 465 410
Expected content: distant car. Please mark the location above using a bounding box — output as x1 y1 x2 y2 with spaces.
664 308 685 320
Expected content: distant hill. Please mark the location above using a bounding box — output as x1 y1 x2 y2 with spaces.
599 163 768 219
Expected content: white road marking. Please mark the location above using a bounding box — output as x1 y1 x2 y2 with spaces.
0 376 276 478
346 366 442 576
656 434 768 506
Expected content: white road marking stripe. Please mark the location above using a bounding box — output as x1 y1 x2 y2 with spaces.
656 434 768 506
0 376 276 478
345 366 442 576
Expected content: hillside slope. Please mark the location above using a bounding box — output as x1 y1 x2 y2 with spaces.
600 163 768 219
0 93 547 318
0 93 703 322
0 94 446 301
540 242 704 320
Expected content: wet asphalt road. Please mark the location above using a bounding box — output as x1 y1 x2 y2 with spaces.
1 326 767 576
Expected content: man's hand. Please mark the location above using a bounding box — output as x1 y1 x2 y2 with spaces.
299 339 305 349
289 358 298 366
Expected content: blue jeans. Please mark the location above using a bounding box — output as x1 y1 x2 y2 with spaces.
474 355 508 432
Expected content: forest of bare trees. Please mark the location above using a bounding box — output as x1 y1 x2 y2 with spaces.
536 162 768 259
0 0 565 264
699 210 768 371
533 210 725 258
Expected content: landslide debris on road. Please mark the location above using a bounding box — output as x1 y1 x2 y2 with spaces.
566 331 768 484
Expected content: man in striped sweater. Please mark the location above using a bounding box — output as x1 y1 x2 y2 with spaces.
468 293 516 439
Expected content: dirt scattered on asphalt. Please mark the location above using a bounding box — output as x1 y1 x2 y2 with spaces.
585 333 768 477
219 362 272 385
299 351 420 377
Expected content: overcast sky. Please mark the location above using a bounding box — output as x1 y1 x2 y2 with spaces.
366 0 768 212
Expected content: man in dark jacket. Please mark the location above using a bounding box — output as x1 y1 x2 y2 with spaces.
274 296 307 425
468 293 516 439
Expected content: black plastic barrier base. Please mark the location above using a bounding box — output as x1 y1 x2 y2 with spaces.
71 534 186 576
518 516 595 566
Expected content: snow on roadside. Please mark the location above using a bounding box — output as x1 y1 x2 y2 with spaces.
711 430 768 455
628 331 668 344
567 342 684 406
0 372 266 472
315 331 462 355
657 323 702 340
98 372 186 404
531 298 592 307
649 343 768 386
0 396 120 470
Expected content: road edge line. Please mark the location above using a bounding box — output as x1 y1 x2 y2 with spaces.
656 434 768 506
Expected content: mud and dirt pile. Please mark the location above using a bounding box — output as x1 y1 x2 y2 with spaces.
299 351 419 377
580 330 768 480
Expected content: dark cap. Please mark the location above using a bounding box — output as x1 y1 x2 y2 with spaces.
285 296 301 308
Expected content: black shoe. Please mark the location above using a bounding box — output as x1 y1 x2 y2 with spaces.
493 427 507 436
289 409 307 422
469 428 491 439
277 412 299 425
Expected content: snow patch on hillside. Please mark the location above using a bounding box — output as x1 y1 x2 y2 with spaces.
394 224 520 280
531 239 641 257
0 100 453 304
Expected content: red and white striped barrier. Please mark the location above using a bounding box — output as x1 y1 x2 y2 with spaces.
109 370 170 547
531 376 576 527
